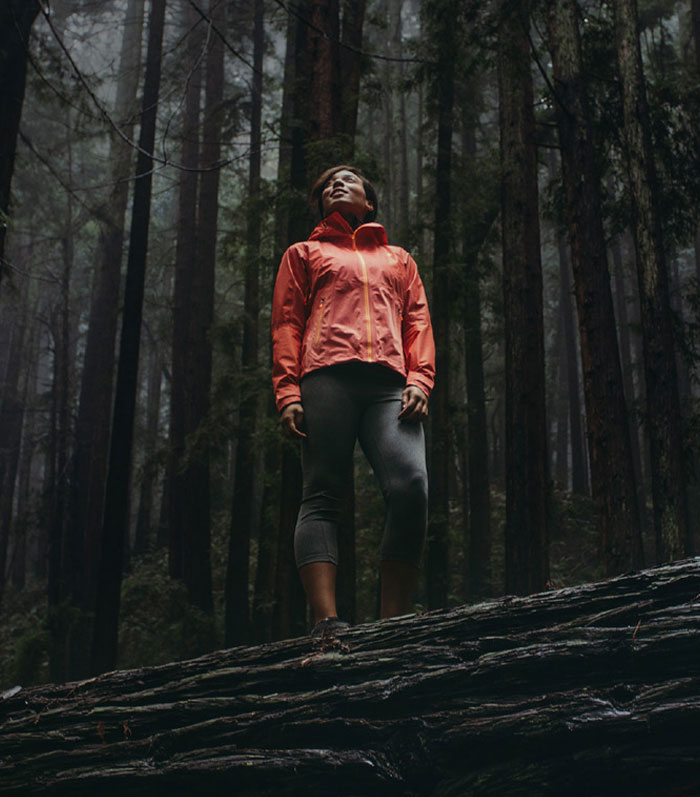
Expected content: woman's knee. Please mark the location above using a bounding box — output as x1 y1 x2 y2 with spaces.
385 468 428 511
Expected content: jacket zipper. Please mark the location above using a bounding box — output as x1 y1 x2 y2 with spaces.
314 298 325 345
353 231 373 361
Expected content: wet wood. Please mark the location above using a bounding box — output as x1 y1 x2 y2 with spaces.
2 558 699 795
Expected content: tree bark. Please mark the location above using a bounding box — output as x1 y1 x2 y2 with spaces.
133 342 162 556
0 1 40 288
306 0 341 170
177 0 224 617
425 0 457 611
547 0 643 574
2 557 700 795
460 106 497 602
498 0 550 594
547 152 587 494
339 0 367 157
226 0 262 646
0 302 28 601
91 0 167 677
267 1 308 642
612 0 690 562
610 231 645 526
67 0 145 676
557 235 588 494
168 1 203 586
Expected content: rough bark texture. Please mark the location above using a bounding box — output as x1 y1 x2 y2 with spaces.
2 558 700 795
498 0 550 594
547 0 643 574
612 0 689 563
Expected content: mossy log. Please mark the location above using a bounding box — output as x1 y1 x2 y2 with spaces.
1 558 700 796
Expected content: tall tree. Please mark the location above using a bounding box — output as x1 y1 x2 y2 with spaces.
425 0 458 610
612 0 690 562
339 0 367 155
67 0 146 679
168 2 203 588
460 93 498 601
226 0 262 646
47 136 76 683
133 342 162 556
498 0 549 594
547 0 643 574
0 1 40 288
0 294 30 602
91 0 167 676
270 0 310 641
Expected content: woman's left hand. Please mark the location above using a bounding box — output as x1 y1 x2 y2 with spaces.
399 385 429 423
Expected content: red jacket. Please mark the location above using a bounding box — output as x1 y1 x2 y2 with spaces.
271 212 435 412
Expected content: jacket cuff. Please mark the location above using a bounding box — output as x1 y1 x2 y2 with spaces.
406 372 434 399
276 391 302 413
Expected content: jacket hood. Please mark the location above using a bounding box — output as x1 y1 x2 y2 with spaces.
308 211 389 246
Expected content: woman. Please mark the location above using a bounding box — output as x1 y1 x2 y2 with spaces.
271 165 435 636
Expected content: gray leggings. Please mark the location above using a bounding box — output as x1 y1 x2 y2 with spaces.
295 362 428 569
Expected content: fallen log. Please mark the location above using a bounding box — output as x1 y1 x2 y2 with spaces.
1 558 699 796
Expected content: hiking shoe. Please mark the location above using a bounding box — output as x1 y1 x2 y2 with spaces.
311 617 350 639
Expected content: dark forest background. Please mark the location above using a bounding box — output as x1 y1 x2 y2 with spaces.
1 0 699 687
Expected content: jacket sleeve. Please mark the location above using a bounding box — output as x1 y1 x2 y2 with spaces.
271 244 309 412
402 253 436 398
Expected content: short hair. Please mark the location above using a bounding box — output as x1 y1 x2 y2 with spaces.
310 165 378 223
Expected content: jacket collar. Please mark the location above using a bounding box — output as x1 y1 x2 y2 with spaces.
308 211 389 246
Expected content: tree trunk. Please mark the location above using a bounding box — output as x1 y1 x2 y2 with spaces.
251 397 280 644
498 0 550 594
67 0 145 672
91 0 167 677
425 0 457 611
612 0 690 562
692 0 700 70
0 1 40 288
460 107 496 602
226 0 262 646
9 316 39 591
548 168 587 495
547 0 643 574
306 0 341 169
2 557 700 795
176 0 224 618
168 2 203 586
272 446 307 639
268 1 309 640
339 0 367 157
610 231 645 527
133 342 162 556
0 303 28 601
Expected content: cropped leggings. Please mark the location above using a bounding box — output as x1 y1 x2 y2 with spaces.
295 362 428 569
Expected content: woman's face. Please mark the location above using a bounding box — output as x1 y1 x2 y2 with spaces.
321 170 374 224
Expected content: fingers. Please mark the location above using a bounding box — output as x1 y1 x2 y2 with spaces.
280 403 306 438
398 386 428 423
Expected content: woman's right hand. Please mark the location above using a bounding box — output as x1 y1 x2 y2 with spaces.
280 402 306 439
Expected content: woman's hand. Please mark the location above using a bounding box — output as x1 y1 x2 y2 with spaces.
398 385 428 423
280 402 306 438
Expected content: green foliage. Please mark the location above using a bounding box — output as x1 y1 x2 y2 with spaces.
0 586 49 689
548 490 603 587
118 550 220 670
